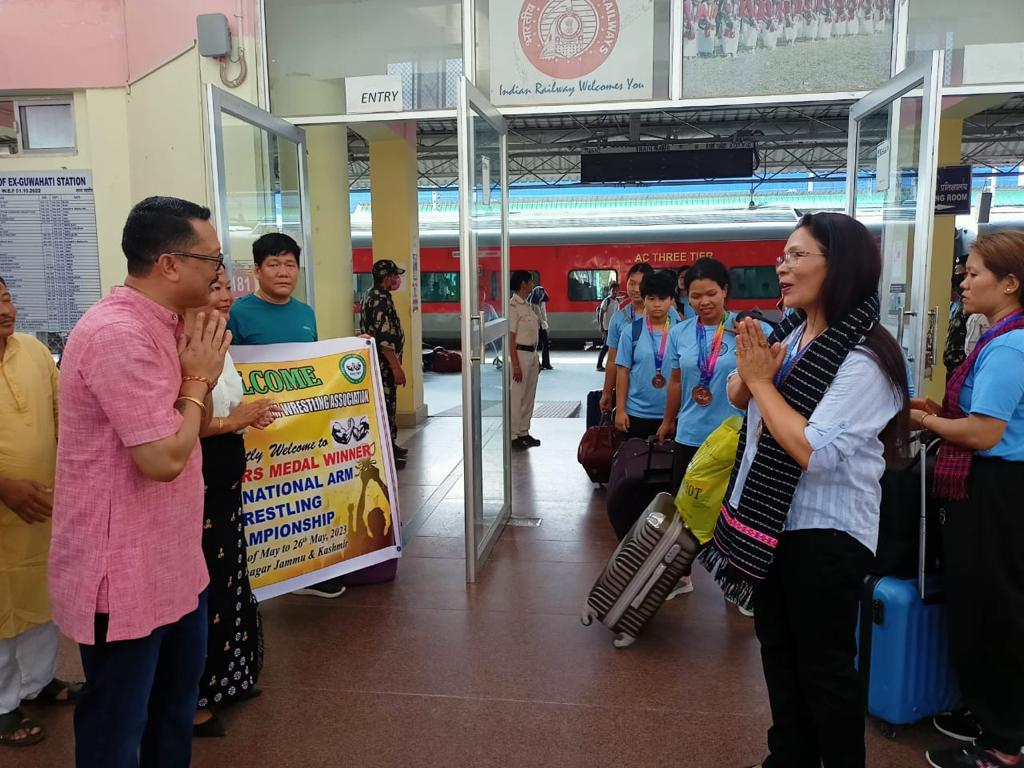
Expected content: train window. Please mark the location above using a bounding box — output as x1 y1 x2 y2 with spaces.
353 273 374 302
730 267 781 300
422 272 460 302
568 269 616 302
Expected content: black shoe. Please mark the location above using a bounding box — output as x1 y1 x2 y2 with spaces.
521 435 541 447
511 437 528 450
933 710 983 742
395 456 407 469
596 365 605 371
927 744 1018 768
193 712 226 738
541 365 554 370
394 444 409 459
293 577 347 598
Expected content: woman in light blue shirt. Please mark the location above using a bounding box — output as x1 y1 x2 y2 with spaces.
614 270 678 440
657 258 772 489
909 232 1024 768
701 212 909 768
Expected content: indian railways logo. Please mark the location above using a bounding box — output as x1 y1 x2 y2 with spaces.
519 0 620 79
339 354 367 385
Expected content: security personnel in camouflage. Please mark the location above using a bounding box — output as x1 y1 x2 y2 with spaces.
360 259 407 469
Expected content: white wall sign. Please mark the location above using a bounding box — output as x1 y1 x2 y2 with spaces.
875 140 891 193
345 74 405 114
489 0 654 107
0 170 100 333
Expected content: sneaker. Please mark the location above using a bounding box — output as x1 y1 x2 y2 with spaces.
293 577 347 598
511 437 528 450
394 444 409 459
927 744 1021 768
933 710 983 742
667 575 694 600
725 594 755 617
521 434 541 447
596 365 606 371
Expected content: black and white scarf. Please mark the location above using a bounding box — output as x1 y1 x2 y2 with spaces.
699 294 881 608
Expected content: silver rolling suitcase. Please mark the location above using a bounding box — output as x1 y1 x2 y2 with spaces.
582 493 700 648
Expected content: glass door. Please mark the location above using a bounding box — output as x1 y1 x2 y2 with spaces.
457 78 511 582
207 85 314 306
846 51 944 393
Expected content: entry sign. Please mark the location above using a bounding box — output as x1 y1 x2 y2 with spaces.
935 165 972 215
346 74 404 114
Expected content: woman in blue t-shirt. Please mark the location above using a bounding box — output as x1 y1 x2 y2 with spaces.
614 270 679 440
910 232 1024 768
657 258 770 489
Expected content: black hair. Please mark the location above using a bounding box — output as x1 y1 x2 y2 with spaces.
510 269 534 293
683 258 731 295
640 269 677 299
626 262 654 279
253 233 301 267
121 196 211 277
796 212 910 459
0 275 5 287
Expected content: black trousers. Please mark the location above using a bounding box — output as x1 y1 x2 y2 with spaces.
538 328 552 368
944 457 1024 755
754 529 873 768
670 441 700 495
597 335 610 369
624 415 662 441
380 362 398 442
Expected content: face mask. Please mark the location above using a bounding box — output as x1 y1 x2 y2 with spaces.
390 276 402 291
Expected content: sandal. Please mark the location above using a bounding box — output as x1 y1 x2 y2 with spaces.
0 708 45 748
33 678 83 705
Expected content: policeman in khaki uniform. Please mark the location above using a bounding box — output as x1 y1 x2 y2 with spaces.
360 259 408 469
509 270 541 449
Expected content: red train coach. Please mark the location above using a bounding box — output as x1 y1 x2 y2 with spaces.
353 235 784 343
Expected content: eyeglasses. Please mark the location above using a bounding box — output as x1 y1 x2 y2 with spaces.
169 251 225 270
776 250 825 266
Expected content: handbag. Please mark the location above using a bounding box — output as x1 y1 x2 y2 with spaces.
577 415 624 485
674 416 743 544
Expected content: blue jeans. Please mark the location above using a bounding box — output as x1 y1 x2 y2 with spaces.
75 591 208 768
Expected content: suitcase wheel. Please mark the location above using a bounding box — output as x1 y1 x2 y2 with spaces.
878 721 898 740
581 607 596 627
613 633 636 649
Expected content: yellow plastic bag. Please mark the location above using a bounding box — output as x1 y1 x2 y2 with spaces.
675 415 743 544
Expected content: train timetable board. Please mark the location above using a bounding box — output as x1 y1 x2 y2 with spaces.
0 170 101 333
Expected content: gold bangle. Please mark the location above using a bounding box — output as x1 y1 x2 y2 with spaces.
176 396 207 416
921 413 933 430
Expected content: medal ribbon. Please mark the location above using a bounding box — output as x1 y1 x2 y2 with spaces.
647 315 671 378
696 312 728 387
774 329 814 386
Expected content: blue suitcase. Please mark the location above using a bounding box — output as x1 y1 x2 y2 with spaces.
860 575 961 730
858 438 960 733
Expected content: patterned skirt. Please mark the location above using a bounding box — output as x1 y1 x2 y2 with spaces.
197 432 264 708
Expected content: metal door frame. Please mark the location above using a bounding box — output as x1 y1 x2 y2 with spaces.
845 50 944 393
457 77 512 582
207 84 316 308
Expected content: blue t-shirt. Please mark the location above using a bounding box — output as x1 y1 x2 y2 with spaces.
961 329 1024 460
227 294 318 345
615 318 674 420
667 313 772 446
607 304 681 351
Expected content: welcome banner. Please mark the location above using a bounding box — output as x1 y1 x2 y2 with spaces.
230 338 402 601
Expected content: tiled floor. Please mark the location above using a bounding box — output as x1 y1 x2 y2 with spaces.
11 406 954 767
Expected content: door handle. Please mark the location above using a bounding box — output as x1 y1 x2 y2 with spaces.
897 309 916 359
470 314 484 363
923 308 938 380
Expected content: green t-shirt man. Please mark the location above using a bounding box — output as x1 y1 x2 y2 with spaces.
227 233 318 345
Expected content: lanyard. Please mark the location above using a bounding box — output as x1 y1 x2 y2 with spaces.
695 312 728 387
774 328 814 386
646 315 671 375
976 308 1024 347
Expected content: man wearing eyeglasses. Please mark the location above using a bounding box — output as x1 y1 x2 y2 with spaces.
50 196 230 767
226 233 317 345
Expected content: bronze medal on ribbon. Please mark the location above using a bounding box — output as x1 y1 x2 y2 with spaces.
652 373 666 389
692 385 713 406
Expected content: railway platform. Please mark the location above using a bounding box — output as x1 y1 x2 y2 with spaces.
8 353 958 768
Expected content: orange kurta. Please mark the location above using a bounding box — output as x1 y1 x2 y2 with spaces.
0 333 58 639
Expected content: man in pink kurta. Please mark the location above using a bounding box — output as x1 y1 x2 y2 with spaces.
50 197 230 768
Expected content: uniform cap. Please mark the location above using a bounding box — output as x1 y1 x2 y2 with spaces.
372 259 406 279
